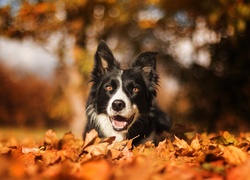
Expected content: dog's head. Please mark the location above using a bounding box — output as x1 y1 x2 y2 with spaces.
88 41 158 135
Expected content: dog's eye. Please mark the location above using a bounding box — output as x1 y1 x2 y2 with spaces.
133 87 140 93
105 85 113 91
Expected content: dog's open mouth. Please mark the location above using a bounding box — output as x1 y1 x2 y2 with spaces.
110 114 135 131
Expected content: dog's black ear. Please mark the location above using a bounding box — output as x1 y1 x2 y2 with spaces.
93 40 119 78
132 52 158 80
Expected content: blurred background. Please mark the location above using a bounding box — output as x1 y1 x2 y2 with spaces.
0 0 249 138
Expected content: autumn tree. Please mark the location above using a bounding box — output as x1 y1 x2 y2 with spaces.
0 0 249 132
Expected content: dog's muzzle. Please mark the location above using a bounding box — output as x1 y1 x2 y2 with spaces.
110 114 135 131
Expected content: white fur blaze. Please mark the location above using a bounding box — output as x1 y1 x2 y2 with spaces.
107 70 139 119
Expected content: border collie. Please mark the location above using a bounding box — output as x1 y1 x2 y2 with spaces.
84 41 171 145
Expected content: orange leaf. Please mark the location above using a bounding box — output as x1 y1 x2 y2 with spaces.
77 160 112 180
84 142 109 156
44 129 59 149
221 145 248 165
227 159 250 180
190 134 201 150
173 136 193 155
42 150 61 165
108 148 122 160
60 131 83 150
82 129 99 148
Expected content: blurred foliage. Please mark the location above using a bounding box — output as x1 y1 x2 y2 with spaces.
0 65 67 127
0 0 249 131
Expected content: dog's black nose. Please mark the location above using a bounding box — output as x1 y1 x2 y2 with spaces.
112 100 125 111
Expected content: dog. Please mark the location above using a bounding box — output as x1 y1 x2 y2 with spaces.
84 41 171 145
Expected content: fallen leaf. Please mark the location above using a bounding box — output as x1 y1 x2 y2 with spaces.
190 134 201 151
77 159 112 180
211 131 238 146
221 145 248 165
173 135 193 155
227 159 250 180
82 130 100 148
42 150 61 165
60 131 83 150
44 129 59 149
222 131 238 145
22 147 40 154
84 142 109 156
108 148 123 160
121 146 134 162
1 129 250 179
0 146 11 155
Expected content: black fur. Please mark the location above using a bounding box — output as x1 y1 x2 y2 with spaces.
84 41 171 145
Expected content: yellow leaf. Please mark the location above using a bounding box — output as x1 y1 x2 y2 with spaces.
173 136 193 156
222 131 238 145
173 136 192 150
190 135 201 150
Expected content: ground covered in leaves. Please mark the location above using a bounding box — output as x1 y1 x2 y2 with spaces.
1 129 250 180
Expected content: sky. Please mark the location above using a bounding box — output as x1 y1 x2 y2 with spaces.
0 37 58 79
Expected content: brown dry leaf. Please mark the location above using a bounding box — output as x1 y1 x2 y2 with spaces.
221 145 249 165
173 136 191 149
41 149 79 165
42 150 61 165
190 134 201 151
0 146 11 155
82 129 99 148
134 143 156 158
84 142 110 156
173 135 193 155
155 140 175 161
108 148 123 160
2 128 250 179
44 129 59 149
110 139 131 152
106 138 134 161
101 136 116 144
126 139 134 150
200 133 211 146
60 131 83 150
121 146 134 162
156 139 169 153
11 146 37 166
59 149 79 162
156 139 167 150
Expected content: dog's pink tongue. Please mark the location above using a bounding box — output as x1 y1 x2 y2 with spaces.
113 120 126 128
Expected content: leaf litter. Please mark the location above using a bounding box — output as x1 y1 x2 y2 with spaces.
0 129 250 179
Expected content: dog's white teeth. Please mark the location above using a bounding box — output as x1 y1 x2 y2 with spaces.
112 120 127 129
